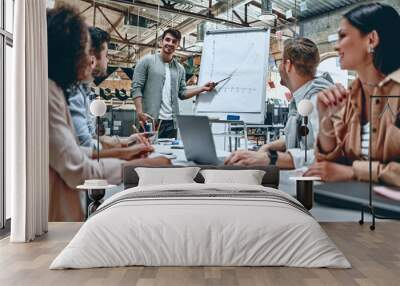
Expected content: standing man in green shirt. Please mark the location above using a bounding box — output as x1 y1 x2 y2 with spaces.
132 28 216 138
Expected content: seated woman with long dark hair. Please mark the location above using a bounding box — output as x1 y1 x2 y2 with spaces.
47 5 170 221
305 3 400 187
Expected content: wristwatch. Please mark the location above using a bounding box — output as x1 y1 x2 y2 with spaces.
268 150 278 166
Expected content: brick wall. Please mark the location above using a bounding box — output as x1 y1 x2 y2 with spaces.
300 0 400 54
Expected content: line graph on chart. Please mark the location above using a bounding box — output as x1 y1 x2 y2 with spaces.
196 29 270 114
209 42 260 92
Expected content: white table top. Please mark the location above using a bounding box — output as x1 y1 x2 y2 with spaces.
77 184 116 190
289 176 321 181
151 144 230 165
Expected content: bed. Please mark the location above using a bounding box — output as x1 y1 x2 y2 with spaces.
50 166 350 269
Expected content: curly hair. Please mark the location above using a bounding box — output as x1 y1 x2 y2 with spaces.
47 5 90 98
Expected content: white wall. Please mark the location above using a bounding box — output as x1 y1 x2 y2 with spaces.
266 71 290 102
317 56 349 86
5 0 14 33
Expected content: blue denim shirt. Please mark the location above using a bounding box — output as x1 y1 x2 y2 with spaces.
284 72 334 168
67 83 96 148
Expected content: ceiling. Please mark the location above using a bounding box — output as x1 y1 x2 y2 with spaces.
54 0 364 66
270 0 362 19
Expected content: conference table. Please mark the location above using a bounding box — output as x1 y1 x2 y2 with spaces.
110 143 400 221
152 143 230 166
313 181 400 218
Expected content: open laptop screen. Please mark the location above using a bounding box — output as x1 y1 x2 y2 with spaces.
177 115 221 165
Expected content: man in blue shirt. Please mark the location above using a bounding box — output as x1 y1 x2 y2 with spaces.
68 83 96 147
68 27 148 160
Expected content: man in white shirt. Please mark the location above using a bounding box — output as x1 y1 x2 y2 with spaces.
132 28 216 138
225 38 334 169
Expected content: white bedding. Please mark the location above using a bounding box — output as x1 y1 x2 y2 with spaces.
50 183 350 269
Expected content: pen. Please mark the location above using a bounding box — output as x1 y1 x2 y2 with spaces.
214 76 232 86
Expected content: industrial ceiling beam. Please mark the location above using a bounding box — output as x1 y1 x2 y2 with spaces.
97 6 126 40
232 10 246 25
79 3 93 16
248 0 294 23
110 36 200 54
133 0 249 60
79 0 157 23
244 3 248 24
110 0 249 27
110 37 155 48
107 14 125 35
80 0 126 14
129 0 248 41
208 0 213 17
118 34 138 51
79 0 249 63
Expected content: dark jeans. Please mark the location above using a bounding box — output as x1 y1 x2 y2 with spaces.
158 120 177 139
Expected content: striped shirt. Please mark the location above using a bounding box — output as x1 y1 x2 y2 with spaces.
361 122 370 159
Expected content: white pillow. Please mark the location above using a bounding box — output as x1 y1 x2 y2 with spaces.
200 169 266 185
136 167 201 186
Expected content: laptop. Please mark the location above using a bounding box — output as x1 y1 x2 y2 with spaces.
177 115 225 165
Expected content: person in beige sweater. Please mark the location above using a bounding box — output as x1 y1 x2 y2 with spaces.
47 5 170 222
304 3 400 187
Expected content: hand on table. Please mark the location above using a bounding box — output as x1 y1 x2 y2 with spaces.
303 161 355 182
120 133 150 147
124 156 172 167
257 143 273 153
224 150 270 166
146 156 172 166
117 144 154 161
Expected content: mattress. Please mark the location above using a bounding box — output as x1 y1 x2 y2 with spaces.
50 183 351 269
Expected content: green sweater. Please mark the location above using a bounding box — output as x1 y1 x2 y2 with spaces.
131 53 187 122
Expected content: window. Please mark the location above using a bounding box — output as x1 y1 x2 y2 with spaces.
4 44 11 220
1 0 13 233
0 0 4 230
5 0 13 33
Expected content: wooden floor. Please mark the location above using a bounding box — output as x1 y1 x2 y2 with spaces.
0 222 399 286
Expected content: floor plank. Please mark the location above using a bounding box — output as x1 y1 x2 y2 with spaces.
0 222 399 286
